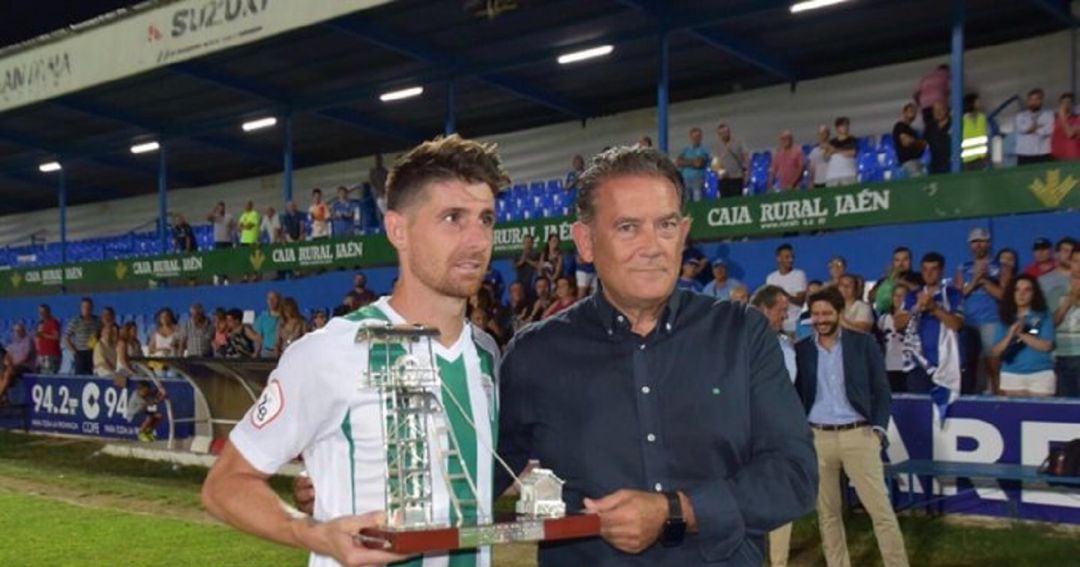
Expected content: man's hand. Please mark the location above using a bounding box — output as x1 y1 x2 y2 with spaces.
292 473 315 516
296 512 408 567
583 489 668 554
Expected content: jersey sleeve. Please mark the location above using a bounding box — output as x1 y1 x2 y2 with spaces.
229 326 353 475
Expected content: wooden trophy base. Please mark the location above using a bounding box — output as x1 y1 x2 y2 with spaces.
358 514 600 554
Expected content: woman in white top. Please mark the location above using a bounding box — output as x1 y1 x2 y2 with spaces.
838 274 874 333
877 284 911 393
92 324 119 378
148 308 179 358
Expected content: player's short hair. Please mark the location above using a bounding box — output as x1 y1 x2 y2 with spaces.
808 286 844 313
386 134 508 212
750 285 789 309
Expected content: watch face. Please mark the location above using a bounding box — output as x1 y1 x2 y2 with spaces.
662 519 687 547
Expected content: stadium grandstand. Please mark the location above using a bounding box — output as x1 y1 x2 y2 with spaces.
1 0 1079 566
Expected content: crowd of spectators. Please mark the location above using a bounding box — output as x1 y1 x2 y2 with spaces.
670 65 1078 199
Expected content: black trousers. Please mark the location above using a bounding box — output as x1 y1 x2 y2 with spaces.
73 350 93 375
719 177 744 198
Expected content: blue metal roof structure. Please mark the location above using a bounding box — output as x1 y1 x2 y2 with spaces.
0 0 1074 217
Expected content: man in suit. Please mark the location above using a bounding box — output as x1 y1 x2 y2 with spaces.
794 287 909 567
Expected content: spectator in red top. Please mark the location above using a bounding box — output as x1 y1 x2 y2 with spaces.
542 276 578 319
914 64 950 127
1052 92 1080 161
767 130 806 191
34 303 62 374
1023 238 1057 278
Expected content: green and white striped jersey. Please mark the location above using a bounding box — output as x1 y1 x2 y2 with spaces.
232 297 500 567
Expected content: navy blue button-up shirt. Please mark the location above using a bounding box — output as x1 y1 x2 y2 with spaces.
497 289 817 566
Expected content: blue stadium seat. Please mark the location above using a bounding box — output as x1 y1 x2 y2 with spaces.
546 179 562 194
703 170 719 200
857 152 883 183
529 182 545 197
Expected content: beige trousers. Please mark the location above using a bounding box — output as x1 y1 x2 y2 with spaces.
769 522 792 566
814 427 909 567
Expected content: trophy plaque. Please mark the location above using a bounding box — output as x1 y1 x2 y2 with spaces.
352 322 599 554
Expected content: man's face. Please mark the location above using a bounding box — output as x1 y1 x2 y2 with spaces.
1057 242 1075 268
80 301 93 318
811 300 840 337
712 263 727 282
932 101 948 121
922 261 943 285
817 127 830 143
779 133 793 149
38 307 48 320
836 122 849 137
190 305 203 320
573 174 689 312
555 278 572 299
690 129 703 146
535 278 550 298
286 201 297 213
1028 92 1044 111
1034 247 1051 263
226 316 242 330
828 260 845 282
13 324 25 338
762 295 790 331
245 200 254 212
312 192 322 204
338 188 348 201
388 179 495 300
267 292 280 311
893 250 911 272
969 239 990 259
1071 251 1080 279
355 274 367 289
903 105 917 122
717 126 730 142
509 282 525 304
102 309 115 326
777 249 794 272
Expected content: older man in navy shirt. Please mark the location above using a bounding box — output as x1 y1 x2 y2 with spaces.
498 147 817 566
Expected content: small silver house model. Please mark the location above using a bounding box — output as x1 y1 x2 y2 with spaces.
515 468 567 518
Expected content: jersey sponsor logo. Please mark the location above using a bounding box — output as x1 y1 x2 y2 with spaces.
251 380 284 429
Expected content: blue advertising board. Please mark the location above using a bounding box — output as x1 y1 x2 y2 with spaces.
20 374 194 441
886 395 1080 524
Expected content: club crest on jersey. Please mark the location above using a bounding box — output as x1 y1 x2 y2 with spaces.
252 380 284 429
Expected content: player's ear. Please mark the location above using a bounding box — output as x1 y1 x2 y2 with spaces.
384 210 408 253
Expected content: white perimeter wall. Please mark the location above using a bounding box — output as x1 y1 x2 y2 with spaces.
2 30 1075 245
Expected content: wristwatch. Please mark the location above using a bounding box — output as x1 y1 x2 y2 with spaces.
660 491 687 547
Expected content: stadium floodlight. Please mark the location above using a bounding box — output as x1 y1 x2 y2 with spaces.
130 141 161 154
790 0 852 13
557 45 614 65
38 161 61 173
379 86 424 102
242 116 278 132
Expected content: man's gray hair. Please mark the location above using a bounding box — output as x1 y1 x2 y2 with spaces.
575 146 685 224
750 284 790 310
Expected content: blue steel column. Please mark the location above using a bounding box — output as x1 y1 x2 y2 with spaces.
658 32 670 153
58 169 67 284
283 115 294 203
158 145 169 253
949 0 964 174
445 80 456 135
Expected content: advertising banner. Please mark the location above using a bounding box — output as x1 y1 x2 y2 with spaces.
886 395 1080 524
21 374 194 441
0 0 390 112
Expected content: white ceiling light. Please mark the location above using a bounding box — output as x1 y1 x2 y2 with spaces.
379 86 424 102
130 141 160 154
38 161 61 173
242 116 278 132
790 0 852 14
557 45 614 65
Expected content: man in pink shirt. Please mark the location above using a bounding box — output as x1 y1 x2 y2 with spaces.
767 130 806 191
914 64 950 127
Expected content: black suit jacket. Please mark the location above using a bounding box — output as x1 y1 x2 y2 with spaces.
793 330 892 429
